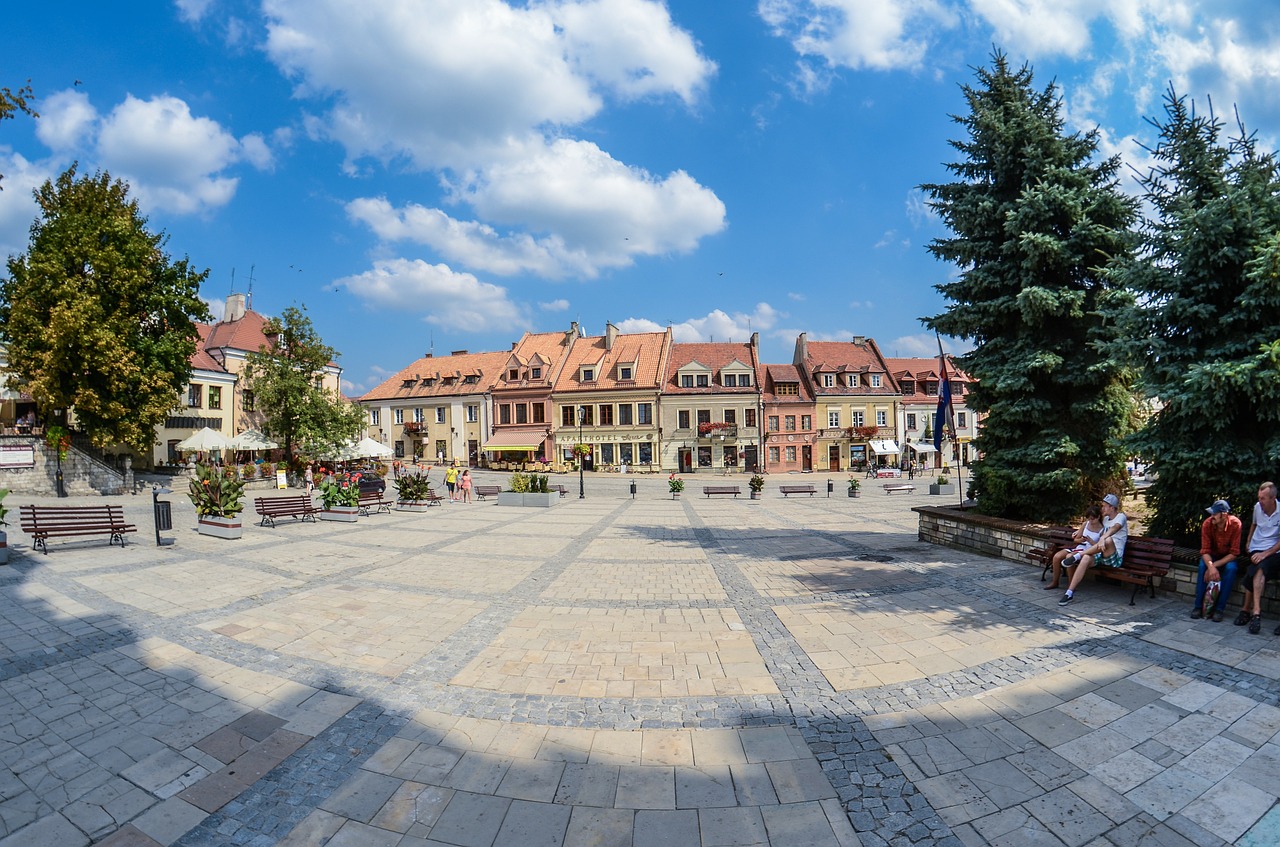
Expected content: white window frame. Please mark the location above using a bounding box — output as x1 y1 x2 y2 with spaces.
876 410 887 426
370 409 380 426
823 374 834 387
435 407 446 424
827 410 840 428
871 374 882 388
394 408 404 425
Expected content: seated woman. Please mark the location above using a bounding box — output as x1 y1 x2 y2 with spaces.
1044 505 1103 590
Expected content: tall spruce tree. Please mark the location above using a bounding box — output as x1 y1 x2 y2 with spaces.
922 53 1137 522
1113 90 1280 542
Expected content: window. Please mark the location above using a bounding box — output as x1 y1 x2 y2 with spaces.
871 374 882 388
957 412 967 428
531 367 542 379
414 407 426 423
599 405 613 425
876 410 887 426
851 411 865 427
394 409 404 424
620 443 633 464
499 405 512 424
696 374 709 387
768 415 779 431
562 406 576 426
847 374 859 388
637 403 652 425
638 443 652 463
724 409 736 425
681 375 694 387
581 406 594 425
722 374 736 387
745 408 756 428
619 366 633 380
775 382 798 395
208 386 222 410
601 443 615 464
394 441 404 458
901 380 914 394
435 407 446 423
823 374 834 387
618 404 633 425
464 375 478 385
370 409 380 426
509 369 520 381
697 446 712 467
467 405 478 422
953 382 964 395
801 415 811 431
828 411 840 428
906 413 917 430
769 446 780 464
722 445 737 466
739 373 751 387
516 404 528 424
785 446 797 462
188 384 202 407
785 415 796 431
581 368 595 382
242 390 254 412
925 381 938 396
532 403 545 423
696 409 711 425
679 410 691 430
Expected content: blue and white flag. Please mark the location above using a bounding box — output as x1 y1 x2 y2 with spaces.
934 343 952 452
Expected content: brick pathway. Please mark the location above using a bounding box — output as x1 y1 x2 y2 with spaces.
0 473 1277 846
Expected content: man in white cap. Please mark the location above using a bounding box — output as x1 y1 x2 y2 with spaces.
1194 499 1240 622
1234 481 1280 634
1059 493 1129 606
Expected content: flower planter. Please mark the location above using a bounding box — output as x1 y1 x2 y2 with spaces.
848 490 860 498
749 491 761 500
671 492 681 500
497 491 525 507
397 501 433 512
929 484 956 496
0 529 8 563
319 505 359 522
197 514 243 539
522 492 558 508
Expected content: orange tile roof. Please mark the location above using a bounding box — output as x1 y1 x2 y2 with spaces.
203 309 275 354
359 350 511 402
759 364 812 402
191 324 227 374
553 328 670 392
882 356 973 401
664 342 758 394
801 338 899 395
493 329 577 391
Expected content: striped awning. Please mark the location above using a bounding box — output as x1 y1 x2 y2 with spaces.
482 431 543 451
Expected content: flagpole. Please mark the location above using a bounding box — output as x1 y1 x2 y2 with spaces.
935 333 963 506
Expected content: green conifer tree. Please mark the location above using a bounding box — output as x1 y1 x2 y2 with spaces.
1113 90 1280 541
922 53 1137 522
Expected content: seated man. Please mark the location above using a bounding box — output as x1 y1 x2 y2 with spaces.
1234 481 1280 634
1044 506 1103 591
1194 499 1240 622
1059 494 1128 606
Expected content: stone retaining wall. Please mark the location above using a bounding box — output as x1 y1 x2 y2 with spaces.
914 503 1280 616
0 437 126 496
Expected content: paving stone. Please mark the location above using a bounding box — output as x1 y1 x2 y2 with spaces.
632 809 699 847
563 806 634 847
615 766 676 811
320 770 404 824
426 791 511 847
493 799 571 847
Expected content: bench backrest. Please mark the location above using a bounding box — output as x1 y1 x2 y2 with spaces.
256 495 312 508
1123 536 1175 572
21 504 128 525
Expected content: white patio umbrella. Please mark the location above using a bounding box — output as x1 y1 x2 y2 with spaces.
229 429 279 451
176 427 233 452
351 436 393 458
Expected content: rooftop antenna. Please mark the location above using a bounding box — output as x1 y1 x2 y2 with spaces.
430 331 434 357
229 267 236 296
246 265 255 311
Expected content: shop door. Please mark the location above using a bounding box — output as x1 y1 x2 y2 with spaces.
743 445 758 473
801 445 812 472
678 448 693 473
827 445 841 471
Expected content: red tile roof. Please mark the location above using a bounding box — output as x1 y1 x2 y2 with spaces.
191 324 227 374
882 356 973 401
553 328 670 392
359 350 511 402
663 342 758 394
799 337 899 395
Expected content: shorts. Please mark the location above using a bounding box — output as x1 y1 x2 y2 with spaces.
1244 552 1280 584
1097 552 1123 569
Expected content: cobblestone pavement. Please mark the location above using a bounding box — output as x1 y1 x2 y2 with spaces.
1 472 1278 847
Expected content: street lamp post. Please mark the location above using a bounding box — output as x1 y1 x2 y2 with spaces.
577 406 586 499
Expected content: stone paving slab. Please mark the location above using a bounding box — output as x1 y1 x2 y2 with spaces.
0 474 1277 846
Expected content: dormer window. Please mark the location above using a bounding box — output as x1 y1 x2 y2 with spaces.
681 375 693 387
509 369 520 381
531 367 542 379
847 374 859 388
401 379 415 388
464 375 478 384
619 365 633 381
582 368 595 382
901 380 914 394
696 374 709 387
423 377 436 387
823 374 834 387
871 374 882 388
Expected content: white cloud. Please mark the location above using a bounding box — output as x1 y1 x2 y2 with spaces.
174 0 216 23
849 300 874 309
886 332 975 357
617 303 780 343
758 0 956 73
788 292 806 301
201 295 226 322
34 90 97 151
333 258 527 332
265 0 724 279
0 152 56 257
539 299 570 311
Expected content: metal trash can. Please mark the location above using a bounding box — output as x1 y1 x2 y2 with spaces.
152 485 174 545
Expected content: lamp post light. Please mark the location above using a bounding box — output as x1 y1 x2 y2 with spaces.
577 405 586 499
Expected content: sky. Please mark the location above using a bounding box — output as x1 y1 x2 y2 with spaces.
3 1 1279 397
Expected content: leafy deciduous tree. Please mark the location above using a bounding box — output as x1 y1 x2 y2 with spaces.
922 52 1138 522
0 165 209 453
1113 90 1280 542
242 305 363 461
0 80 37 190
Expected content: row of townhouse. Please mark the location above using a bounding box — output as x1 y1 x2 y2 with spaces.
358 323 979 474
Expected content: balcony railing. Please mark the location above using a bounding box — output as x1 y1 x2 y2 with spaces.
403 421 424 433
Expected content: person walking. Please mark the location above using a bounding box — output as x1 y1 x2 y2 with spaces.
459 469 473 503
444 462 459 501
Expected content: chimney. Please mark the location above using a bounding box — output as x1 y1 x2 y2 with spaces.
605 321 619 351
853 336 865 345
451 349 468 356
423 352 433 358
224 293 247 323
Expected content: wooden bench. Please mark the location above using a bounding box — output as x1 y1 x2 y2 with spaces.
1028 526 1076 581
1096 536 1176 605
883 483 915 495
474 485 501 500
779 485 816 497
254 495 319 527
20 504 137 555
551 484 568 498
357 490 394 516
702 486 741 498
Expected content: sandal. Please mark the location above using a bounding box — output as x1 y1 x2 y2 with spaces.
1043 584 1060 590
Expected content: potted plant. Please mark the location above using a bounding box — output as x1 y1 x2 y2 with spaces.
393 473 435 511
929 474 955 496
669 474 685 499
748 474 765 500
0 488 9 564
317 470 360 521
847 477 861 498
188 464 246 539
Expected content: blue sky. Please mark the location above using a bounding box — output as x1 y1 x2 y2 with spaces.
3 1 1278 396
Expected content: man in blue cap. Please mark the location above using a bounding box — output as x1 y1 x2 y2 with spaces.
1194 499 1240 622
